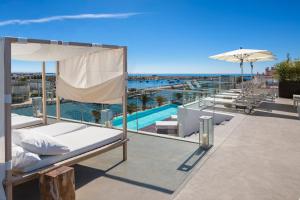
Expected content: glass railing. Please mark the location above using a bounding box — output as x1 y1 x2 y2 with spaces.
12 75 259 144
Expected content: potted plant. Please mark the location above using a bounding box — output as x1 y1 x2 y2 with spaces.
275 59 300 98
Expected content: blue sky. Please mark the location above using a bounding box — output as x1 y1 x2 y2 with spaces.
1 0 300 74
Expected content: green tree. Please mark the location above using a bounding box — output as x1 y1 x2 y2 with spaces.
127 103 137 114
294 60 300 81
91 110 100 123
174 93 183 100
140 94 151 110
155 96 166 106
275 61 291 81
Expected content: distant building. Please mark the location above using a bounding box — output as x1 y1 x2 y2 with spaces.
265 67 276 78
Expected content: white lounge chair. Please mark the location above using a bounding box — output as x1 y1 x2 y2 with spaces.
214 94 238 99
203 97 235 107
228 89 242 94
11 114 43 129
155 121 178 134
220 92 240 96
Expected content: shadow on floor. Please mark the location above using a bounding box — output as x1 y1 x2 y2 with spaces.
75 160 123 189
75 164 174 194
177 147 207 172
253 110 299 120
257 101 297 113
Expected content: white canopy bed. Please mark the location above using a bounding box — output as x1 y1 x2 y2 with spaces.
0 37 128 200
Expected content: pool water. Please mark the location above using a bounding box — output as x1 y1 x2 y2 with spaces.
113 104 178 131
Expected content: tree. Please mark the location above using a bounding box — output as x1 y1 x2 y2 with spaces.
127 103 137 114
91 110 100 123
274 58 300 81
155 96 166 106
140 94 151 110
174 93 183 100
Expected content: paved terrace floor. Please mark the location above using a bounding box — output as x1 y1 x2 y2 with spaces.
13 98 300 200
174 98 300 200
14 132 203 200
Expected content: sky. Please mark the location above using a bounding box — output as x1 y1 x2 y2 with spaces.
1 0 300 74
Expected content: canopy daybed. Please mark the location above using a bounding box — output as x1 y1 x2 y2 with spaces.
0 37 128 200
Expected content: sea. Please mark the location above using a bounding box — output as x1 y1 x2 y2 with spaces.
127 73 251 89
46 73 251 89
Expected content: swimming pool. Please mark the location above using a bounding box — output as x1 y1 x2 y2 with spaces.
113 104 178 131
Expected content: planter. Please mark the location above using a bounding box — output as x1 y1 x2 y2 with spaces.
279 81 300 98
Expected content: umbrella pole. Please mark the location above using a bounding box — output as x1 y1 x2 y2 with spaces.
240 59 244 95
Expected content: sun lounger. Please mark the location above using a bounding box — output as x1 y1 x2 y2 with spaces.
220 92 240 96
228 89 242 94
155 121 178 134
203 97 235 106
12 114 43 129
14 126 123 173
214 94 238 99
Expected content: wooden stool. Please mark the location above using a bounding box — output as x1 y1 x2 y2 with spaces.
39 166 75 200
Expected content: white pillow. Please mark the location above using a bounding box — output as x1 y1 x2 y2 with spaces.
12 144 41 171
13 129 70 155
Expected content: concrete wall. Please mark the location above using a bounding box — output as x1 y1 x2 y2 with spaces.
178 106 234 137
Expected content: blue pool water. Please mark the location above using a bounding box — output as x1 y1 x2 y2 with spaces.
113 104 178 131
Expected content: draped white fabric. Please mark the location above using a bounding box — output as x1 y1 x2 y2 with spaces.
11 43 102 61
11 42 125 104
57 47 125 104
0 39 7 200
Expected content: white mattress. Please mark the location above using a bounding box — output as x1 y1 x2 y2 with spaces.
30 122 87 137
214 94 238 99
22 126 123 172
204 97 235 104
12 115 43 129
220 92 240 96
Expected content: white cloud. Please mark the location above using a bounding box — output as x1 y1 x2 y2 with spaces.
0 13 140 26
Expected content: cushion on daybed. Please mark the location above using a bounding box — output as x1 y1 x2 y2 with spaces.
12 144 41 171
21 126 123 173
13 129 70 155
29 122 87 137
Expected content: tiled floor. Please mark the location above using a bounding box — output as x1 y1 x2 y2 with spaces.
174 98 300 200
14 132 203 200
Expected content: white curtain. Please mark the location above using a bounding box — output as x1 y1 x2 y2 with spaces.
57 48 125 104
0 39 7 200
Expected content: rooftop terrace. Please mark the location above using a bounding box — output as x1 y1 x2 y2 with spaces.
13 98 300 200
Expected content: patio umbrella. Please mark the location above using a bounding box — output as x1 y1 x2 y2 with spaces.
209 48 274 94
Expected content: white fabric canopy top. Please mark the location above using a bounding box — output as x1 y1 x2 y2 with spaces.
11 42 126 104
